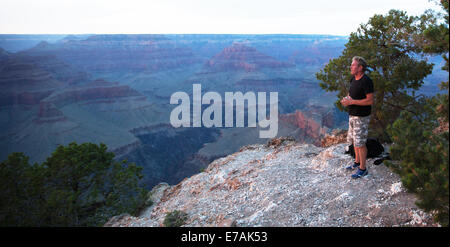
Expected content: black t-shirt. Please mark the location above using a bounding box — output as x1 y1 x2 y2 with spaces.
348 74 374 117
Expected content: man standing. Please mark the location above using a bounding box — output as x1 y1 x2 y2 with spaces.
341 56 374 179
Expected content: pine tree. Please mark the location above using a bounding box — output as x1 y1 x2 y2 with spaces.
387 0 449 226
0 153 45 226
0 142 148 226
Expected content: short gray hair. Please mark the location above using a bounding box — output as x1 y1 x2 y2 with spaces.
352 56 367 72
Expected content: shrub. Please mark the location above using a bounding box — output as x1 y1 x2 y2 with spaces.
163 210 188 227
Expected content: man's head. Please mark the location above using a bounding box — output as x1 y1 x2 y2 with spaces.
351 56 367 76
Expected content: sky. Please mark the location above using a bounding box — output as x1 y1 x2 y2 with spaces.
0 0 444 36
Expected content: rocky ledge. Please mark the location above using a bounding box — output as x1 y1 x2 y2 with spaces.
105 137 437 227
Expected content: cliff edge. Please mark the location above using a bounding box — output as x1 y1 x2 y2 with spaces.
105 137 437 227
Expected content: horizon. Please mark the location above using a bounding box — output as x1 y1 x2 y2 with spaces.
0 33 350 37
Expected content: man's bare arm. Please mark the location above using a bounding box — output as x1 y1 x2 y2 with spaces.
349 93 374 106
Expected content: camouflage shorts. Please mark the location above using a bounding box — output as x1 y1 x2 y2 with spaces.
347 115 371 147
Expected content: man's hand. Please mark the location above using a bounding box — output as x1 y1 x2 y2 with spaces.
341 96 352 106
345 93 374 106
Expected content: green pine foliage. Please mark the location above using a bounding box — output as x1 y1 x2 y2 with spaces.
0 142 148 226
0 153 45 226
387 96 448 226
387 0 449 226
163 210 188 227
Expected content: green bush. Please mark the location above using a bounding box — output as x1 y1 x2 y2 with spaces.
0 142 148 226
387 94 449 226
163 210 188 227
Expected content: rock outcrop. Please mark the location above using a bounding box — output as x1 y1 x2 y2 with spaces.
33 79 148 124
0 53 89 106
23 34 201 74
40 79 142 106
279 110 329 146
0 54 89 92
321 129 348 147
202 43 294 73
105 137 437 227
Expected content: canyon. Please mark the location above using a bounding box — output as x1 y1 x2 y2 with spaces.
0 34 444 189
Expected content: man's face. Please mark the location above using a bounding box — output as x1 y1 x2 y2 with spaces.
350 60 362 75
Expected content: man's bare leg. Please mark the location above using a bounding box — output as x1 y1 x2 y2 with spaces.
356 145 367 170
355 146 360 164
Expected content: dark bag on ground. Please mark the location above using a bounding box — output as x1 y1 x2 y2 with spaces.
345 138 384 158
